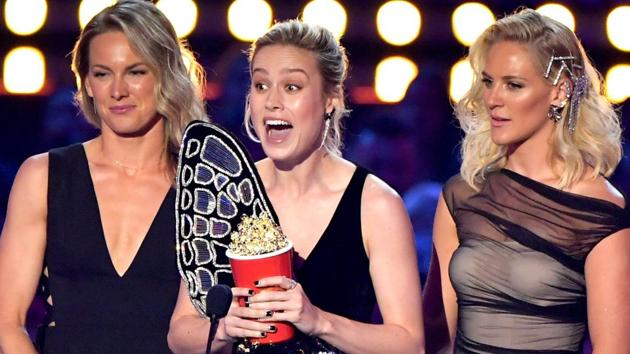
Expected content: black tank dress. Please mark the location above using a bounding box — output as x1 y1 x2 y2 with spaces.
236 166 377 354
444 170 629 353
43 144 180 354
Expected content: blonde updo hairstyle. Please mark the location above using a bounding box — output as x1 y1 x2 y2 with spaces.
244 19 350 156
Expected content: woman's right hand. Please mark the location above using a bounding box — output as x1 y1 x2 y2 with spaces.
218 287 277 341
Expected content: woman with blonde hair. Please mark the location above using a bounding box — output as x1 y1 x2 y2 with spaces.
0 0 207 352
168 19 424 354
424 7 629 353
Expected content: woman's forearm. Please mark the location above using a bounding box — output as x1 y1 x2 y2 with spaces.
168 315 233 354
313 310 424 354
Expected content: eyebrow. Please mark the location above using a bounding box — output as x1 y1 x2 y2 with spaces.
481 71 526 81
252 67 309 77
90 62 147 71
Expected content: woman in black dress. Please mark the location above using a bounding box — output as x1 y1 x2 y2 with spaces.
423 8 630 353
0 1 207 353
168 20 424 354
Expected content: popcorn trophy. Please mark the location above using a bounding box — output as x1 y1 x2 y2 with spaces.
175 121 295 345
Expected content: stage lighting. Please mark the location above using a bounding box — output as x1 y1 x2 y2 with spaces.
302 0 347 39
607 6 630 52
536 3 575 31
156 0 198 38
4 0 47 36
605 64 630 103
376 1 421 46
375 56 418 103
79 0 115 29
449 59 473 102
228 0 273 42
3 47 46 94
452 2 494 46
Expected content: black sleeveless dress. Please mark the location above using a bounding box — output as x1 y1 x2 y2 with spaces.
444 170 630 353
236 166 377 354
43 144 180 354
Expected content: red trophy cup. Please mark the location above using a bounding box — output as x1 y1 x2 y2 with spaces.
226 241 295 344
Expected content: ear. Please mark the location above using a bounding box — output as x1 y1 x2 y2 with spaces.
550 78 571 106
85 77 94 98
325 94 340 116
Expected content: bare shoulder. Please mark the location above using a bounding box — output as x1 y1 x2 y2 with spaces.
14 153 49 186
569 174 625 209
361 173 405 216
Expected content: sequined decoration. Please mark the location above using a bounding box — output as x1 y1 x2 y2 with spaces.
567 75 588 133
544 53 587 134
175 121 280 318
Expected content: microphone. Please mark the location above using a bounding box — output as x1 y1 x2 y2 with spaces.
205 284 233 354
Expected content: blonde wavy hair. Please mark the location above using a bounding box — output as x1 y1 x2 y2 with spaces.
456 8 622 190
71 0 208 168
244 19 350 156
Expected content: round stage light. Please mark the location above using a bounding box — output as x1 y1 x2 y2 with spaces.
536 3 575 31
3 47 46 94
228 0 273 42
607 6 630 52
4 0 47 36
376 1 421 46
79 0 116 29
605 64 630 103
449 59 473 102
303 0 347 39
375 56 418 103
156 0 198 38
452 3 495 46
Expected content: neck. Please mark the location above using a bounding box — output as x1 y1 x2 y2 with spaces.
94 130 170 175
504 127 558 181
267 150 333 196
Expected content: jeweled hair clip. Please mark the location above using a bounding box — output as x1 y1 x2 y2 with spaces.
544 54 588 133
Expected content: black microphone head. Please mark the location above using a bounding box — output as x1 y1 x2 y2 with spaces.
205 284 233 318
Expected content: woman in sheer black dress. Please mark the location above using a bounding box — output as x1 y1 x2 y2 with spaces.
423 8 630 354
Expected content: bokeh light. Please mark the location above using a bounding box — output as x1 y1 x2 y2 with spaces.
3 47 46 94
302 0 347 39
375 56 419 103
4 0 48 36
376 1 422 46
452 2 495 46
228 0 273 42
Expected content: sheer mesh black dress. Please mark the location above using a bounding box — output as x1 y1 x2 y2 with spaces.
443 169 629 353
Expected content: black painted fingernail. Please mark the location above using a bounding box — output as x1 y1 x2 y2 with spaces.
269 325 277 332
261 332 267 337
265 310 273 317
248 289 255 295
254 280 260 286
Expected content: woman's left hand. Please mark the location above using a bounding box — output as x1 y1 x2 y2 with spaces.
246 275 326 336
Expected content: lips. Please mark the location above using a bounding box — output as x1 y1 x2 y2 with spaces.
264 118 293 143
109 105 135 114
491 115 510 128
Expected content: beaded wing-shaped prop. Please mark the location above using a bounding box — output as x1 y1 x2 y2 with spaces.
175 121 280 317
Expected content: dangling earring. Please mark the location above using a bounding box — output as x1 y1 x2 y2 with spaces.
547 101 566 123
320 110 333 150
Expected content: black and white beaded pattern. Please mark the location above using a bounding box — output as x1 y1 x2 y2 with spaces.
175 121 278 317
